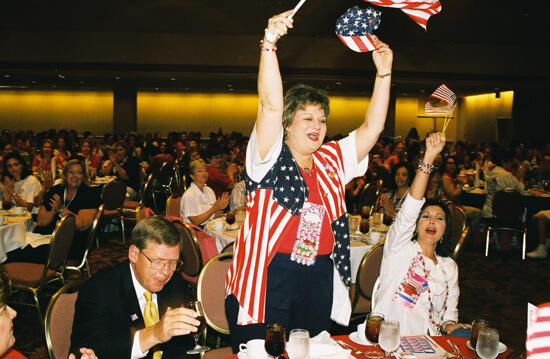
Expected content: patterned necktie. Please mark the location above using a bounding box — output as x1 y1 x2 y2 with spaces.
143 291 161 359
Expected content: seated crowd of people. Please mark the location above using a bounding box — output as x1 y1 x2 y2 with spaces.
0 125 548 358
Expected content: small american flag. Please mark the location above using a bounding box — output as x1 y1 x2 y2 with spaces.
335 6 381 53
364 0 441 30
130 313 138 321
425 84 456 115
527 303 550 358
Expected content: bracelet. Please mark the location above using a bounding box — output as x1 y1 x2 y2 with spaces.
260 44 277 52
418 160 435 174
439 320 457 335
376 72 391 78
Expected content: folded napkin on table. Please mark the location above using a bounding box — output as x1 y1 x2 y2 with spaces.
309 331 351 359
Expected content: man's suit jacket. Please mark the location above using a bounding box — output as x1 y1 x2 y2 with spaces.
70 261 194 359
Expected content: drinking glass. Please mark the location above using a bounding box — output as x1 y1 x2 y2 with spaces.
470 319 489 349
476 328 499 359
225 212 236 226
360 219 370 234
361 206 371 219
379 320 400 358
186 301 209 354
365 312 385 358
372 212 384 227
287 329 309 359
265 324 286 359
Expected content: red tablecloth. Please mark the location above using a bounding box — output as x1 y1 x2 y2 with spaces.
225 335 513 358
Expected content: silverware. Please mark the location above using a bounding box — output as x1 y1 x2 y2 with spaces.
445 339 463 359
335 340 363 355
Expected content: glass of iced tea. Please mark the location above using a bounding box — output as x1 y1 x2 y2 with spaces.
265 324 286 358
186 301 209 354
470 319 490 349
365 312 385 357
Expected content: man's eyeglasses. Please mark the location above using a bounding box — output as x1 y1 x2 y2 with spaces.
140 250 182 271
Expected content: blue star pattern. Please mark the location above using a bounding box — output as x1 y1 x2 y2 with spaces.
332 213 352 287
245 143 308 216
335 6 381 37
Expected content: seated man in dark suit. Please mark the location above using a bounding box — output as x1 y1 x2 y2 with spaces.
70 216 200 359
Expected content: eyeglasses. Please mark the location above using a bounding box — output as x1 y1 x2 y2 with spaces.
140 250 182 271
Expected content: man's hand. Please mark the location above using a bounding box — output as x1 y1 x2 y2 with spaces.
154 307 200 342
68 347 98 359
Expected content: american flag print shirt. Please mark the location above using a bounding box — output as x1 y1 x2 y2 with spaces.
226 128 369 325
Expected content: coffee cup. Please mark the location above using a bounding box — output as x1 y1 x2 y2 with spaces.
213 220 225 232
239 339 268 358
370 232 382 243
13 207 26 214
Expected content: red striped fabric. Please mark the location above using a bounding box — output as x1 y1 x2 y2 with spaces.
337 34 377 53
226 140 348 325
527 303 550 358
365 0 441 30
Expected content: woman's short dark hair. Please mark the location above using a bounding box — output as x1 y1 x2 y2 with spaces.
282 84 330 137
443 155 458 176
41 139 54 152
2 151 32 180
390 161 414 190
414 199 453 257
114 141 130 155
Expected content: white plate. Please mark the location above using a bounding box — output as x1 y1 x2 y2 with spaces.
237 352 248 359
348 331 373 346
309 343 343 356
466 340 507 354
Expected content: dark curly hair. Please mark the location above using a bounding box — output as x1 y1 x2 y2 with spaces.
390 161 414 191
413 199 453 257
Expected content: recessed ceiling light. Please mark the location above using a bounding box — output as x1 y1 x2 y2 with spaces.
80 81 85 85
3 74 11 78
155 87 159 91
58 74 65 79
229 88 234 92
336 82 342 85
170 77 176 81
31 80 37 84
114 76 120 80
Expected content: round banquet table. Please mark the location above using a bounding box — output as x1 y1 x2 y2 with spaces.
224 334 514 358
204 217 241 252
0 211 33 263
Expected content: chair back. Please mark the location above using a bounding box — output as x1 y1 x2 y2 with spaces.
101 179 126 210
166 194 183 218
352 241 384 314
493 190 525 222
67 204 104 274
175 221 203 277
358 179 383 215
45 280 85 359
197 252 233 335
48 214 76 271
439 205 467 258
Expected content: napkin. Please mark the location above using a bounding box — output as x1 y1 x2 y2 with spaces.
24 232 52 248
309 331 351 359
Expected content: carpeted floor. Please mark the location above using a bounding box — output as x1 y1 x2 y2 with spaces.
10 233 549 358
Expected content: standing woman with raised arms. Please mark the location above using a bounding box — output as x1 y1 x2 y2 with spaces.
224 8 393 352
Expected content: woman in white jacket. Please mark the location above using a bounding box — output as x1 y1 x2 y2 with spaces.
373 132 471 336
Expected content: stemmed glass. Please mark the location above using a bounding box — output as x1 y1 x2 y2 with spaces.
186 300 210 354
476 328 499 359
379 320 400 358
365 312 385 358
287 329 309 359
265 324 286 359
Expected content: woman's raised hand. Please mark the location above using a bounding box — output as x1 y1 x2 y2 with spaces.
265 10 294 44
371 36 393 75
425 132 446 162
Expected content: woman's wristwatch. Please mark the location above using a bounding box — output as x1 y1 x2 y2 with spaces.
440 320 457 335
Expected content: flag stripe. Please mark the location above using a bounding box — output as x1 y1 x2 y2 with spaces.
365 0 441 29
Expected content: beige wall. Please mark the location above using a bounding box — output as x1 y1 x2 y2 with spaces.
0 90 113 133
458 91 514 143
137 92 374 137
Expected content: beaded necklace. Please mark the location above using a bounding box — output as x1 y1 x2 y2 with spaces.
418 252 449 332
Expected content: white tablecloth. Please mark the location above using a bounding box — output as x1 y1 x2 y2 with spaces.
204 217 241 252
0 211 34 263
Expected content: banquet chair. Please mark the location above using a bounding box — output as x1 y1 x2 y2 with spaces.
5 214 76 323
100 179 127 246
197 252 232 349
485 189 527 259
45 280 85 359
202 347 234 359
439 205 469 260
165 191 184 218
65 204 104 280
173 221 203 286
350 241 384 320
358 179 383 216
150 161 175 212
